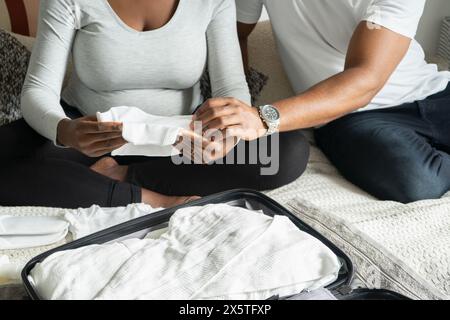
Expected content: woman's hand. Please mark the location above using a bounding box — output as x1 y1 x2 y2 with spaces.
193 98 267 141
57 116 127 157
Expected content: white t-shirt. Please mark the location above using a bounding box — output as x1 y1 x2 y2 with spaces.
236 0 450 111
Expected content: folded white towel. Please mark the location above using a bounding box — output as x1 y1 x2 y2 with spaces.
30 204 341 300
97 107 192 157
0 216 69 250
64 204 162 240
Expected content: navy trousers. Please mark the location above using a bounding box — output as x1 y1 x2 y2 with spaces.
315 83 450 203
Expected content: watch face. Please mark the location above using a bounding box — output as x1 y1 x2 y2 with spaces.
262 105 280 122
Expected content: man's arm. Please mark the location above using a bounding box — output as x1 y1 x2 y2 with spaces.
195 21 413 139
274 21 412 130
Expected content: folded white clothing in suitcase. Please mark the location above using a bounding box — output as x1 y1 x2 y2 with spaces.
29 204 341 300
0 216 69 250
64 204 161 240
97 107 192 157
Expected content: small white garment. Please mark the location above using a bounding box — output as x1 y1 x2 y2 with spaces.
0 216 69 250
97 107 192 157
0 204 161 251
0 204 161 283
64 203 162 240
30 204 341 300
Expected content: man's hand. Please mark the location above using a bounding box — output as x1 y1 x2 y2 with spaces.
174 128 239 164
193 98 267 141
57 116 126 157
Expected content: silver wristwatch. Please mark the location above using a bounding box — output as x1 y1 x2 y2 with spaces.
258 105 280 136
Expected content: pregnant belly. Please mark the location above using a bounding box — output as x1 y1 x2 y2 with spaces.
63 81 201 117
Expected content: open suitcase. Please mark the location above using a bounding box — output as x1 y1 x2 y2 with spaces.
21 189 409 300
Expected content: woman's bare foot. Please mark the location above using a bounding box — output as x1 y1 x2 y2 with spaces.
90 157 128 182
92 157 200 208
142 189 201 208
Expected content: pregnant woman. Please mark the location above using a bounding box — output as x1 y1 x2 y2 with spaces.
0 0 309 209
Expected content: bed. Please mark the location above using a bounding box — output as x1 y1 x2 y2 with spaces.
1 21 449 300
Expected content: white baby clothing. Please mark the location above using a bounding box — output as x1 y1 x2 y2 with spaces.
0 204 162 283
97 107 192 157
0 204 161 251
64 203 162 240
30 204 341 300
0 216 69 250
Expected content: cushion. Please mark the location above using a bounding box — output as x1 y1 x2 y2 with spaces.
6 29 35 51
0 29 30 126
0 0 39 37
200 67 268 106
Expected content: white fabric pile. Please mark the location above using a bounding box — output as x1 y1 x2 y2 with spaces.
29 204 341 300
0 216 69 250
63 204 162 240
0 204 160 251
97 107 192 157
0 204 161 284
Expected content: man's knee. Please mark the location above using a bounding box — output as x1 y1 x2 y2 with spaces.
388 174 448 203
315 120 449 203
367 157 448 203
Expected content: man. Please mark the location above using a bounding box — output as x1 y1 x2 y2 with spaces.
194 0 450 203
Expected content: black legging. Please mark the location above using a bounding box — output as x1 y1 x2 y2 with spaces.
0 104 309 208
